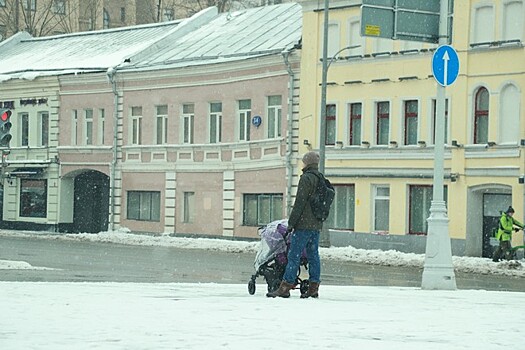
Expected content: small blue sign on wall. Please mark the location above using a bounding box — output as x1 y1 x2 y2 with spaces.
252 115 262 127
432 45 460 87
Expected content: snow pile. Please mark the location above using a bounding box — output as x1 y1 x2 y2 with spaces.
0 229 524 277
0 259 54 270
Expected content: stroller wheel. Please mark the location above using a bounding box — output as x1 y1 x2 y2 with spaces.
268 279 281 293
300 279 309 295
248 279 256 295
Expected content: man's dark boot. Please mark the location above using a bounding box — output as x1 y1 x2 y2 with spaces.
300 282 320 299
266 281 294 298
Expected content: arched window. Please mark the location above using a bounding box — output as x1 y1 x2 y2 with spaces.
499 84 520 144
474 87 489 144
103 9 110 29
503 1 523 42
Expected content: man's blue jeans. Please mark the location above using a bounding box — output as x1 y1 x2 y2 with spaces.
283 229 321 284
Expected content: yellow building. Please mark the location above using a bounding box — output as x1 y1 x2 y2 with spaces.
298 0 525 257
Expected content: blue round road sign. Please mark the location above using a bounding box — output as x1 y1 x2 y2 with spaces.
432 45 459 87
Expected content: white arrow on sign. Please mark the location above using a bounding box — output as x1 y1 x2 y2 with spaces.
442 50 449 86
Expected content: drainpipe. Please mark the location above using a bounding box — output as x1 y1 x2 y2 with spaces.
106 67 119 231
282 49 295 216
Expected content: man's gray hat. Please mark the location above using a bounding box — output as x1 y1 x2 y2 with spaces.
302 151 320 165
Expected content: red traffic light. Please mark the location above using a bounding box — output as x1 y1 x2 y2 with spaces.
1 110 11 122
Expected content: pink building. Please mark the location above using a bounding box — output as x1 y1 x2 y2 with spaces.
0 3 302 238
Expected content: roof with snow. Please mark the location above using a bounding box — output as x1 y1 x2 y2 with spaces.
0 20 185 80
0 3 302 81
126 3 303 71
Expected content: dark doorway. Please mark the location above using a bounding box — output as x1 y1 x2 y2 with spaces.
73 171 109 233
482 193 511 258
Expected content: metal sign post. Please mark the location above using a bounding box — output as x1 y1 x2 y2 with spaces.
421 0 457 290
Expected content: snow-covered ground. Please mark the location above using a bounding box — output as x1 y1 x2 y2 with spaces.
1 229 524 277
1 282 524 350
1 230 524 349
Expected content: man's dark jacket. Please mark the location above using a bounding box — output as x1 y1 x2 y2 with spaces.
288 164 324 231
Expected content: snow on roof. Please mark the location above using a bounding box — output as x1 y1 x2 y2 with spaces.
0 20 183 79
128 3 302 70
0 3 302 80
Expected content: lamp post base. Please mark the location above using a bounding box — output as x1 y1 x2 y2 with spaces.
421 200 457 290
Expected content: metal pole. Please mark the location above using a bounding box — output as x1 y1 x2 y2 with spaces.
421 0 457 290
318 0 330 247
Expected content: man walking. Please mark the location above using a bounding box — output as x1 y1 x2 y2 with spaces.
267 151 324 298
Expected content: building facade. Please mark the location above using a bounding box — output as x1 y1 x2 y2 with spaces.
299 0 525 257
0 3 302 239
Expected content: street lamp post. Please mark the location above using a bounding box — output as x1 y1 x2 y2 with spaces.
317 0 360 247
421 0 457 290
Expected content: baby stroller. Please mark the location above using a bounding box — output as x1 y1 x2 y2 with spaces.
247 219 309 295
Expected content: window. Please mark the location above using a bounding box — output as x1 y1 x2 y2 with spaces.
471 5 494 45
84 109 93 145
20 113 29 147
376 101 389 145
326 185 355 230
156 105 168 144
52 0 65 14
209 102 222 143
238 99 251 141
404 100 418 145
499 84 520 144
243 193 283 226
267 95 282 138
373 186 389 232
120 7 125 22
24 0 36 11
163 8 174 21
183 192 195 223
327 23 340 58
325 104 336 145
38 112 48 147
409 185 448 235
432 99 449 144
474 87 489 144
71 110 78 145
103 9 110 29
182 104 194 144
98 109 105 145
127 191 160 222
20 179 47 218
130 107 142 145
348 19 363 56
349 103 361 146
503 1 523 42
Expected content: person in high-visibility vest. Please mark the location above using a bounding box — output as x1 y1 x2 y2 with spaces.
493 206 524 262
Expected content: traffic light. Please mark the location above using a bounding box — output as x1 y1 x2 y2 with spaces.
0 108 12 148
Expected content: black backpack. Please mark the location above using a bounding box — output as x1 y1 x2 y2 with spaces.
309 172 335 222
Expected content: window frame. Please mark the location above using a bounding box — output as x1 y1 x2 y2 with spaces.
238 99 251 142
155 105 168 145
267 95 282 139
209 102 222 143
130 106 142 145
349 102 362 146
404 100 418 146
326 184 355 230
373 185 390 232
474 87 489 144
19 179 47 218
325 103 336 146
52 0 65 14
98 108 105 145
183 191 195 223
376 101 390 145
243 193 283 226
431 98 449 145
182 103 194 144
84 109 93 145
127 191 161 222
38 111 49 147
20 112 29 147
